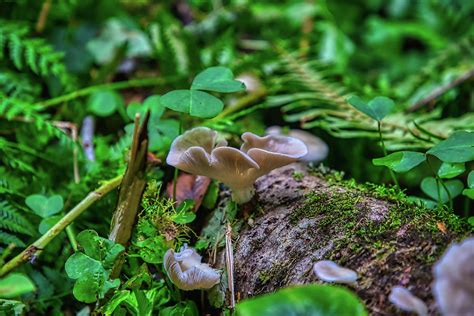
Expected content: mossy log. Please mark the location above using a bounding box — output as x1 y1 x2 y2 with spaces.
227 163 469 315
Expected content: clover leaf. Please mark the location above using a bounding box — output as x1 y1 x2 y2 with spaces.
347 96 395 122
372 151 425 173
25 194 63 218
191 66 245 93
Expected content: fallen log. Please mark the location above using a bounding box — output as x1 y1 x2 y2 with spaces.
225 163 469 315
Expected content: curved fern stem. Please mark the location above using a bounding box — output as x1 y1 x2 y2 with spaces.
0 175 123 277
36 76 181 109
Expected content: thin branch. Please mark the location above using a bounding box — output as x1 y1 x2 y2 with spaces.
36 76 181 109
0 175 123 277
408 68 474 112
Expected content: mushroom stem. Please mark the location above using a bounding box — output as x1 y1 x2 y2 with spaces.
231 186 255 204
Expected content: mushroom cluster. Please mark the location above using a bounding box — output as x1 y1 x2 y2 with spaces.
166 127 307 203
163 245 220 291
432 237 474 315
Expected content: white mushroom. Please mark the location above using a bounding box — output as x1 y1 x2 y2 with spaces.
432 237 474 316
313 260 358 284
389 286 428 316
266 126 328 163
166 127 307 203
163 245 220 291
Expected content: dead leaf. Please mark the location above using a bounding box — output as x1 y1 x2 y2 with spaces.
166 173 211 212
437 222 447 234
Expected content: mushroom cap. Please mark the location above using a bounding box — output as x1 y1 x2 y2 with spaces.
432 237 474 315
166 127 307 203
313 260 358 284
164 247 220 291
266 126 328 162
389 286 428 316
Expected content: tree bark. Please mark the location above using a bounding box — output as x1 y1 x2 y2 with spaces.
226 163 469 315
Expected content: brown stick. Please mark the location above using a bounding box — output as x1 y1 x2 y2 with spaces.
408 68 474 112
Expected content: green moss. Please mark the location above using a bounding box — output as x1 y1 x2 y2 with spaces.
292 171 304 181
257 263 287 287
295 166 470 264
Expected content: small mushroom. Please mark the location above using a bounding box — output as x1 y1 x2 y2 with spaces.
389 286 427 316
313 260 358 284
166 127 307 203
432 237 474 316
163 245 220 291
266 126 328 163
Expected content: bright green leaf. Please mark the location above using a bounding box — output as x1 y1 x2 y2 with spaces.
467 171 474 188
347 96 394 121
438 162 465 179
65 252 103 279
161 90 224 118
427 131 474 163
0 273 36 298
202 181 219 209
159 301 199 316
372 151 425 173
468 217 474 227
462 188 474 199
38 215 62 234
172 212 196 224
420 177 464 203
407 196 437 209
135 236 167 264
126 95 164 124
72 272 103 303
25 194 63 218
191 66 245 93
88 90 124 117
236 284 367 316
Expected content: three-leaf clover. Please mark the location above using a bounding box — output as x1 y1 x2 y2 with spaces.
161 66 245 119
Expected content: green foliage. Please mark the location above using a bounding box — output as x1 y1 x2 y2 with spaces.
426 131 474 163
372 151 425 173
162 66 245 118
0 201 35 245
420 177 464 204
65 230 124 303
88 90 124 117
25 194 63 218
347 96 395 122
236 284 367 316
191 66 245 93
0 273 36 298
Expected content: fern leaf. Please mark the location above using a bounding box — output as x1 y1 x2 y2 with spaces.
0 231 26 247
0 201 35 236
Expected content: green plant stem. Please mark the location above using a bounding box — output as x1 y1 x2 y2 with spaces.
378 121 400 189
210 88 267 121
426 159 453 210
173 114 184 201
36 76 180 109
65 224 78 252
0 175 123 277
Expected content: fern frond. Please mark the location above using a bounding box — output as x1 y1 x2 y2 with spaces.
272 50 473 150
0 201 35 236
0 231 26 247
0 19 75 91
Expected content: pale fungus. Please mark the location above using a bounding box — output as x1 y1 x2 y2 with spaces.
388 286 427 316
266 126 328 163
313 260 358 284
166 127 307 203
163 245 220 291
432 237 474 316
